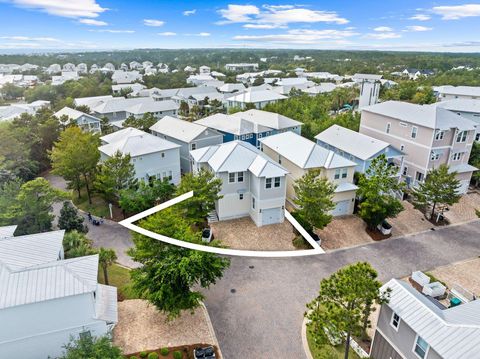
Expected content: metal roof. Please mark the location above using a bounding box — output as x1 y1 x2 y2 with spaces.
54 107 100 122
95 284 118 323
436 85 480 97
315 125 391 161
195 113 270 135
100 127 145 144
190 140 288 177
232 109 302 130
150 116 219 143
435 99 480 114
0 225 16 239
226 89 287 103
260 132 356 170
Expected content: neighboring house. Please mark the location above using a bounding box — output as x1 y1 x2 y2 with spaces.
111 83 146 96
199 65 211 74
54 107 102 133
225 63 259 72
46 63 61 74
402 68 434 80
301 83 337 96
0 228 117 359
0 100 50 122
353 73 383 109
101 63 116 72
315 125 404 174
91 97 178 122
435 99 480 139
51 71 80 86
360 101 478 193
99 127 181 183
436 85 480 101
170 86 222 108
73 95 114 109
196 109 302 148
0 225 16 239
260 131 358 216
190 141 288 226
225 88 287 110
111 70 142 84
371 278 480 359
150 116 223 173
218 83 246 94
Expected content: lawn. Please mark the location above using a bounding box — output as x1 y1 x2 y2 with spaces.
307 327 361 359
98 263 138 300
72 188 124 221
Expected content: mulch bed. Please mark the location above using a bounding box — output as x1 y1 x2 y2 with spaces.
127 344 219 359
353 337 372 354
365 228 391 241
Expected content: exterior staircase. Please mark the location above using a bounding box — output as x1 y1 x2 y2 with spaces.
207 210 219 223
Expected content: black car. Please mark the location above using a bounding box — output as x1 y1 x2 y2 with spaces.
194 346 216 358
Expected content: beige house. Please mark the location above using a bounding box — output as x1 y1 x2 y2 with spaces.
360 101 478 194
260 131 358 216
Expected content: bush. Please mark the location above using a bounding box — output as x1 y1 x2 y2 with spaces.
139 352 147 358
148 353 159 359
130 356 138 359
173 351 182 359
160 347 169 356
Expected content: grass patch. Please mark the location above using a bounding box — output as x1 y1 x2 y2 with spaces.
72 190 110 218
425 272 448 288
307 327 361 359
98 263 138 300
292 235 312 249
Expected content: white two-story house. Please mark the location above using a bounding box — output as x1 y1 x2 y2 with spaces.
0 228 117 359
260 131 358 216
360 101 478 194
150 116 223 174
99 127 181 184
54 106 102 133
190 141 288 227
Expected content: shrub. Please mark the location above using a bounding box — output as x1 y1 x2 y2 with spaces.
173 351 182 359
148 353 159 359
139 352 147 358
130 356 138 359
160 347 169 356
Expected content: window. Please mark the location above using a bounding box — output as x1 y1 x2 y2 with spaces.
341 168 348 179
229 172 236 183
79 331 92 340
456 130 467 143
402 166 408 176
431 152 440 161
334 169 340 180
162 172 167 179
168 171 172 180
411 126 418 139
414 336 429 359
400 144 405 151
390 312 400 330
435 131 444 140
386 122 391 134
274 177 281 188
452 152 462 161
252 197 255 209
476 133 480 141
239 193 244 200
237 172 244 182
161 152 165 158
266 178 272 189
191 143 196 150
416 171 424 182
258 133 263 138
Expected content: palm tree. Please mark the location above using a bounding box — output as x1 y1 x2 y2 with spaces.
98 247 117 285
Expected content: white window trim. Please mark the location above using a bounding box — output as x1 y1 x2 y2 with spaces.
411 126 418 139
265 178 272 189
412 335 430 359
390 312 401 331
228 173 236 183
386 122 391 134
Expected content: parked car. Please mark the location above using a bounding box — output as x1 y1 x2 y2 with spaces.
194 346 216 358
202 227 214 243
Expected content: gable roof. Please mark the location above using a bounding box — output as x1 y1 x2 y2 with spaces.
190 140 288 177
435 99 480 114
315 125 391 161
231 109 302 130
382 279 480 359
436 85 480 97
54 107 100 122
363 101 477 131
260 131 356 169
73 95 113 109
0 225 16 239
195 113 270 135
100 127 145 144
150 116 218 143
226 89 287 103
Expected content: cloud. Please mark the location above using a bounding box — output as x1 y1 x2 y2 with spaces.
183 9 196 16
143 19 165 27
374 26 393 32
0 36 61 41
158 32 177 36
432 4 480 20
218 4 348 26
405 25 432 32
409 14 431 21
233 29 358 44
78 18 107 26
196 32 211 37
89 29 135 33
8 0 107 18
365 32 401 39
243 23 286 29
0 35 99 49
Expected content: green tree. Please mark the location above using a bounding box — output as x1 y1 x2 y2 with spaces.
175 169 222 226
357 155 404 230
63 230 95 258
0 179 22 226
123 113 157 132
60 334 123 359
306 262 389 359
50 126 100 203
411 164 461 221
14 178 68 235
179 100 189 117
469 141 480 186
100 116 113 134
293 169 336 231
119 178 175 215
128 208 230 319
98 247 117 285
94 151 137 202
58 201 88 233
1 82 24 100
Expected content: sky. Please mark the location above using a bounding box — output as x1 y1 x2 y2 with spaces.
1 0 480 52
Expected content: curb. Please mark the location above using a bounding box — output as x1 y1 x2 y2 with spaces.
301 316 314 359
200 302 223 359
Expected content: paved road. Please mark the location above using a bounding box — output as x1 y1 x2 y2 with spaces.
203 220 480 359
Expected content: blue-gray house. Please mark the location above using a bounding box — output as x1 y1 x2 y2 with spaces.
195 109 302 148
315 124 404 174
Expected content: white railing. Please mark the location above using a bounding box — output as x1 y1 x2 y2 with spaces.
350 338 370 358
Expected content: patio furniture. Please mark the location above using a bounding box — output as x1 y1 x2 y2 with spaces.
412 271 430 287
422 281 447 298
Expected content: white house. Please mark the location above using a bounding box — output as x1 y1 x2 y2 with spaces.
302 83 337 96
435 100 480 139
225 63 259 72
150 116 223 173
112 70 142 84
54 107 102 133
0 100 50 122
353 73 382 109
218 83 246 94
436 85 480 101
0 228 117 359
260 131 358 216
190 141 288 226
111 83 146 96
225 88 287 110
99 127 181 184
199 65 211 74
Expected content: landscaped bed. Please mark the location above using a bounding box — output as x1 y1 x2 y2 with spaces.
127 344 220 359
307 327 361 359
72 188 124 221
